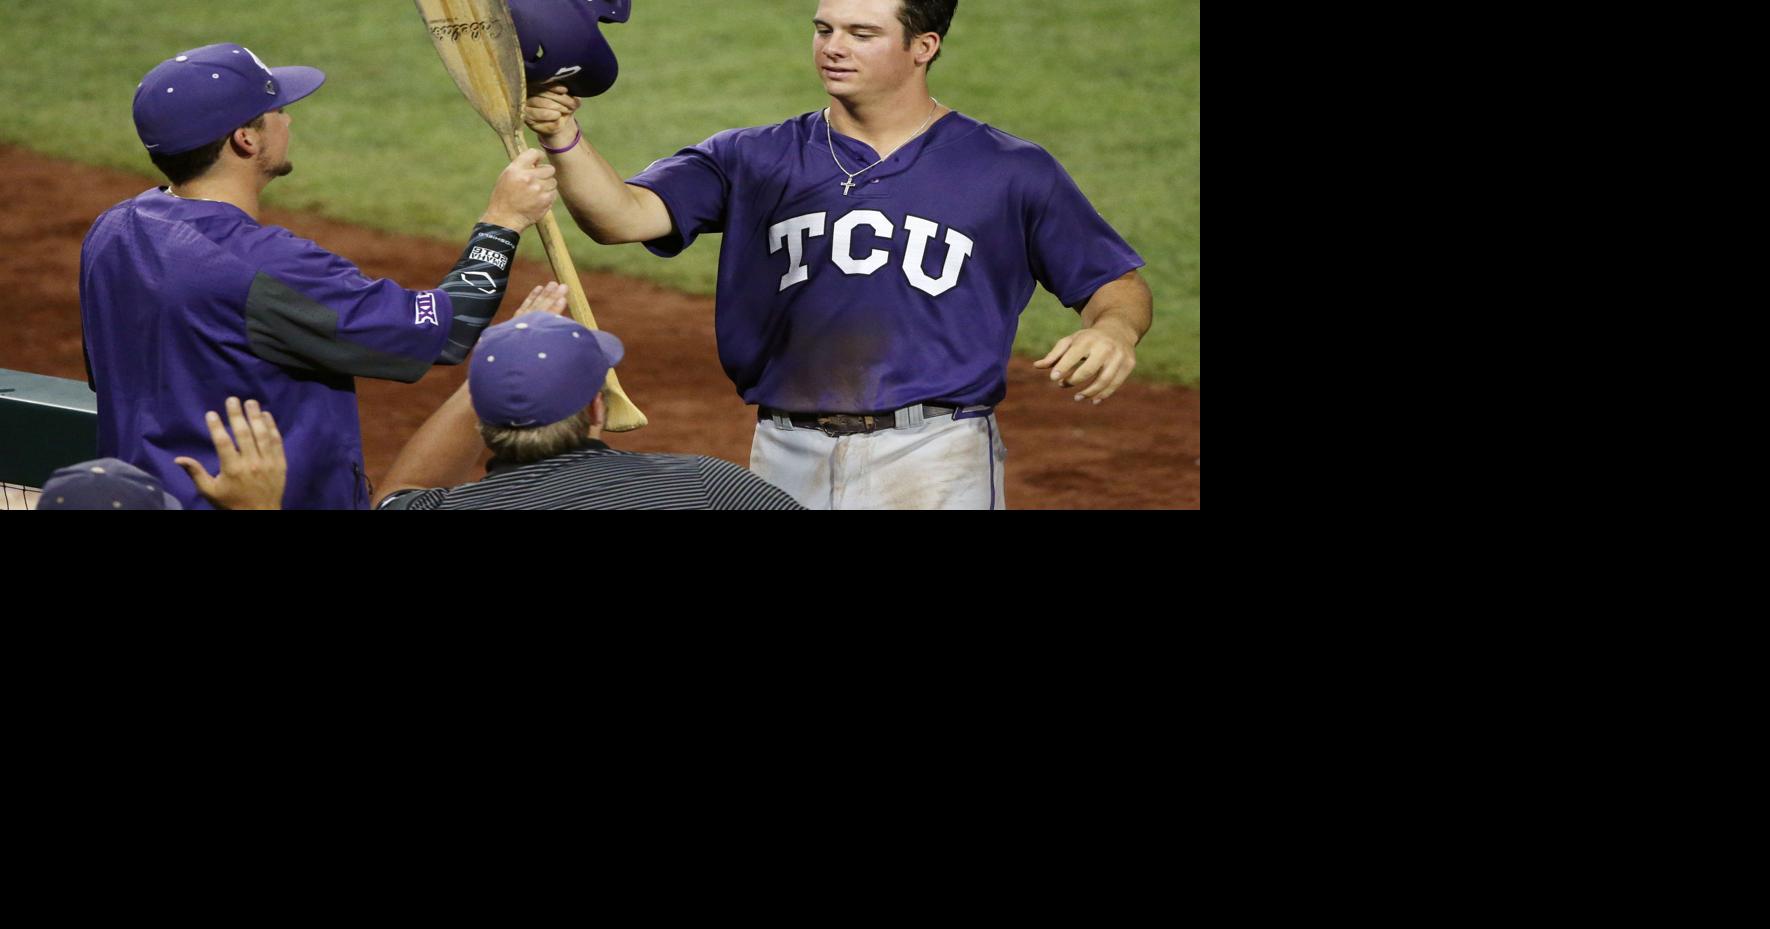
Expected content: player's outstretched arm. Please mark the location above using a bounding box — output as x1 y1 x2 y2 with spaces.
524 85 673 245
375 283 571 508
1033 270 1155 404
173 397 287 510
431 152 556 367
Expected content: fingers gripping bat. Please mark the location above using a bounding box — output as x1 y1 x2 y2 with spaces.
415 0 647 431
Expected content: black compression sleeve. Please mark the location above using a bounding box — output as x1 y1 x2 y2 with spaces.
435 223 520 365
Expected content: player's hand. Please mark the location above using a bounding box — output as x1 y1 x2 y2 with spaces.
1033 325 1139 403
482 148 558 232
513 282 570 318
173 397 287 510
522 85 581 147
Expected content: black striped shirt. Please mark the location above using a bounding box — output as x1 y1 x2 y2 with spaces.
377 440 803 510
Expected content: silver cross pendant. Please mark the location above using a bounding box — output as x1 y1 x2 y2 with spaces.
841 177 857 196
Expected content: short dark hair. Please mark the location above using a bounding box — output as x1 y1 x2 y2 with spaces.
896 0 957 70
148 114 264 186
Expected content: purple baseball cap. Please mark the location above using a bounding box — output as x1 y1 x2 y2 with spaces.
509 0 631 98
132 43 326 155
470 315 625 428
35 458 183 510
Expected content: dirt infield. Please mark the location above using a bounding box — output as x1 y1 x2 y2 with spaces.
0 144 1197 508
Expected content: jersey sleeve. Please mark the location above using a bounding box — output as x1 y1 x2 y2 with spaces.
433 223 521 365
242 230 455 383
1025 155 1146 310
626 132 736 258
695 457 805 510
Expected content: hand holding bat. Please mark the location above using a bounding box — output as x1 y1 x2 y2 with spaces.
480 148 557 232
414 0 647 431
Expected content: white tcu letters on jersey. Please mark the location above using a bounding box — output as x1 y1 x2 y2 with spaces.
768 209 976 295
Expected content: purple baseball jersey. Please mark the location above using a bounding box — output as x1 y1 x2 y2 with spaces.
80 188 455 509
628 109 1144 413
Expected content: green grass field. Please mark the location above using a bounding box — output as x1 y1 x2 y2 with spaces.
0 1 1198 385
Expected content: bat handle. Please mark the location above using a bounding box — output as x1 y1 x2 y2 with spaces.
501 132 648 432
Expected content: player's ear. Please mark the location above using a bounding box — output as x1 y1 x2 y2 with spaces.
228 125 258 158
588 393 607 432
913 31 940 68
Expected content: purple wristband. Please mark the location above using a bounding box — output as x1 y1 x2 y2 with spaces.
543 126 582 155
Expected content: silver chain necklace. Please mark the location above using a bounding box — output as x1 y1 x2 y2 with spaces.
825 98 940 196
165 188 221 204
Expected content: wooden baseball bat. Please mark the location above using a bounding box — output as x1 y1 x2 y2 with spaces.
414 0 647 431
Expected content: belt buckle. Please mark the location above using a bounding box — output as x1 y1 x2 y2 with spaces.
815 414 874 437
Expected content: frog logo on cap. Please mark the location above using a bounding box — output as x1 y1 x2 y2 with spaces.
239 46 279 94
242 46 273 77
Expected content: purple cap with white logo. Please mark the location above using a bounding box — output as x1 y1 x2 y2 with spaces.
132 43 326 155
35 458 183 510
470 315 625 428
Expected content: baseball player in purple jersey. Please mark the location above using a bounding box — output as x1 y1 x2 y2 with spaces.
81 43 558 509
521 0 1153 509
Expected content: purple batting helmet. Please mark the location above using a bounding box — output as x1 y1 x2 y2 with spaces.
508 0 632 98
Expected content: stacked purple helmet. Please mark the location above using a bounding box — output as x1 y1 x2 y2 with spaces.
508 0 632 98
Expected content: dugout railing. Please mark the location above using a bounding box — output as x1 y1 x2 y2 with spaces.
0 368 98 510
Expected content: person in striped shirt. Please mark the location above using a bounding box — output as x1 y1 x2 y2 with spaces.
374 284 803 511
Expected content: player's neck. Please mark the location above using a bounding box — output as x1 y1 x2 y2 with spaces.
171 167 266 222
828 84 944 150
